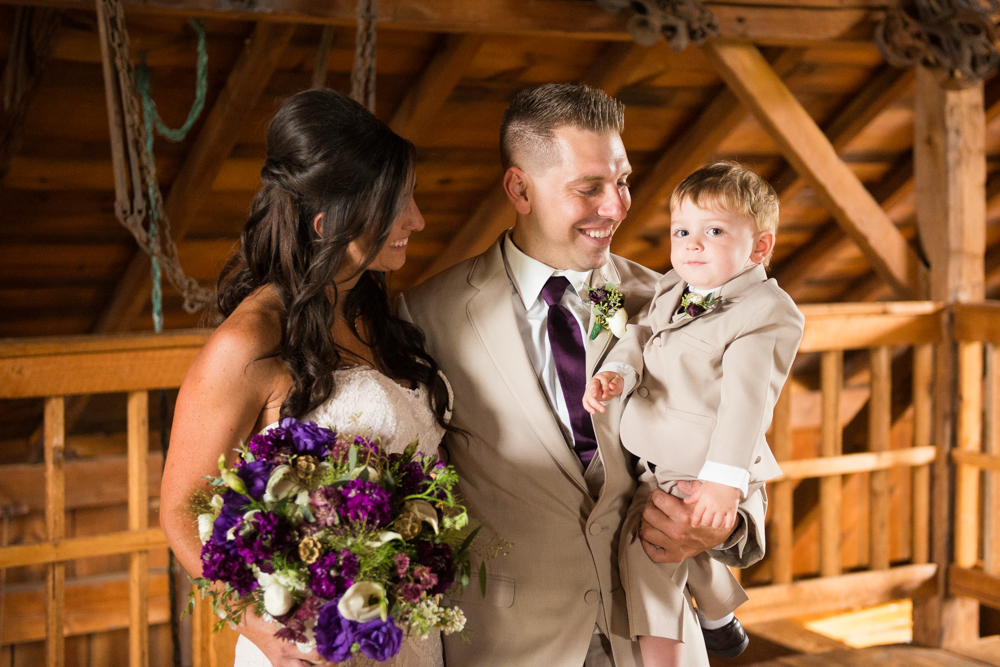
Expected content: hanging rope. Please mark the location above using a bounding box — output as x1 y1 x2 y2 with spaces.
351 0 377 112
96 0 212 322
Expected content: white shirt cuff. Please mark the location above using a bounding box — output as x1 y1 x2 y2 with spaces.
596 363 638 397
698 461 750 498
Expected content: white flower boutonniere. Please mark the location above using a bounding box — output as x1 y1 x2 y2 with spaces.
587 283 628 340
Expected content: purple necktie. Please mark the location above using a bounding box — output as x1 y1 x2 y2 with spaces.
541 276 598 468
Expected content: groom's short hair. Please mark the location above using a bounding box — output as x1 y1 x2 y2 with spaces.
500 84 625 172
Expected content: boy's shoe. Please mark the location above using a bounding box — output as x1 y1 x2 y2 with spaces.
702 617 749 659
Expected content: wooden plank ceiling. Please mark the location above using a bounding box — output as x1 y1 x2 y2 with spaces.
2 0 1000 339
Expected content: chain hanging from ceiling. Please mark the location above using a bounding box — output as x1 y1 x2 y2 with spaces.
595 0 719 51
351 0 377 112
876 0 1000 89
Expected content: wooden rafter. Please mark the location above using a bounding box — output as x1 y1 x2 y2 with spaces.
613 47 806 264
389 34 484 140
775 155 916 299
92 21 296 334
416 42 647 283
0 0 878 45
703 39 927 300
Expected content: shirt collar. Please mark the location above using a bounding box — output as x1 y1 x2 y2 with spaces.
503 232 592 310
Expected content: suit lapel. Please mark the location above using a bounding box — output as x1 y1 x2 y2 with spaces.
653 279 694 332
467 244 589 494
585 259 622 378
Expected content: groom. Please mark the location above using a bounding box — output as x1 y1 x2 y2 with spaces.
399 84 765 666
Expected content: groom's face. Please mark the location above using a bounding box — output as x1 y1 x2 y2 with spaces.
512 126 631 272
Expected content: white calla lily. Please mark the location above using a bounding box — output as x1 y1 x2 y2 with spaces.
608 309 629 338
210 494 224 511
197 514 214 543
337 581 385 622
263 582 294 616
404 499 439 534
264 465 300 503
366 531 403 548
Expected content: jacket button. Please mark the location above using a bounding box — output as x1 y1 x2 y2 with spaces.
637 387 649 398
755 456 761 464
585 590 599 604
589 523 602 536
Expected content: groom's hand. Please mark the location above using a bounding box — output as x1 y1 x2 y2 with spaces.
639 488 733 563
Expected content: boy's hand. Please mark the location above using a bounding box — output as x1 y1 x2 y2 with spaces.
683 480 741 531
583 371 624 415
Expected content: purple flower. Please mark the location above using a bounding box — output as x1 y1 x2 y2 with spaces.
588 288 607 304
315 601 356 663
309 550 357 599
339 479 392 528
413 565 438 591
201 539 257 595
394 459 429 497
278 418 336 458
686 302 706 317
310 486 343 528
397 582 423 604
355 616 403 662
393 553 410 577
236 458 274 500
236 511 292 570
247 431 281 461
416 541 454 596
211 490 248 544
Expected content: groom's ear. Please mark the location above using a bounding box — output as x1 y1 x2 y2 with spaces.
503 167 532 215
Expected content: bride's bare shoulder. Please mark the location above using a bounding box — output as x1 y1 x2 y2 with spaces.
196 287 284 377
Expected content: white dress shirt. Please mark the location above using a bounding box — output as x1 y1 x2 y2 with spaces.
503 233 594 456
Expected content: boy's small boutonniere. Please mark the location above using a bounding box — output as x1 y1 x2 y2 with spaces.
677 291 721 320
587 283 628 340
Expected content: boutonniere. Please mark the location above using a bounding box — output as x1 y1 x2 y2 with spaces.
587 283 628 340
676 291 721 321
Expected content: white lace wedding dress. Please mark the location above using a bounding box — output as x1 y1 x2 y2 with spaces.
234 365 448 667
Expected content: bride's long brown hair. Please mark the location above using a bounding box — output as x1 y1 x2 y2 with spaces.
216 89 450 427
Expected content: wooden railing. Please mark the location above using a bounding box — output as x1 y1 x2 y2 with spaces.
0 331 209 667
741 302 944 623
949 303 1000 611
6 302 1000 662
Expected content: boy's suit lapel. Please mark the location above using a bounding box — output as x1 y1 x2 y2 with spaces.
657 264 768 332
466 240 589 494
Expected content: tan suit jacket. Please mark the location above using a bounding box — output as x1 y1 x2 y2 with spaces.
609 264 804 486
398 237 767 667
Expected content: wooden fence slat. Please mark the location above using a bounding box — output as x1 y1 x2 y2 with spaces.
948 564 1000 608
989 345 1000 575
820 350 843 577
774 447 938 480
797 302 943 352
955 341 983 569
870 346 892 571
0 529 169 569
913 343 933 565
127 391 149 667
771 383 794 585
44 396 65 667
954 302 1000 346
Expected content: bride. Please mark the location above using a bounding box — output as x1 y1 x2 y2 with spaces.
160 88 452 667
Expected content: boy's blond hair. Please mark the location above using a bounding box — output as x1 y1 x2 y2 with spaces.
670 161 779 266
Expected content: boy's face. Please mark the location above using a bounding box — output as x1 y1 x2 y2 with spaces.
509 126 632 271
669 196 772 289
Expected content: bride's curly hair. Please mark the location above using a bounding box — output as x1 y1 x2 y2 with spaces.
216 89 451 427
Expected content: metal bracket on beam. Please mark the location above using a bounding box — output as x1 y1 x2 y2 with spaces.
595 0 718 50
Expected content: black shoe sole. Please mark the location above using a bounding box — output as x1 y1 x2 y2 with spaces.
705 633 749 659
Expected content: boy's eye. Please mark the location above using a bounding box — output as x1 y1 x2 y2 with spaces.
708 228 723 236
673 229 688 237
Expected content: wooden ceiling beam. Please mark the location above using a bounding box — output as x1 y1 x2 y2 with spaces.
92 21 295 334
770 66 915 203
774 154 915 299
703 39 927 300
613 47 805 264
389 33 484 140
0 0 877 45
416 42 647 284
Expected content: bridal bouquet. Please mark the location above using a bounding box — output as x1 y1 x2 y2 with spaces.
190 417 480 663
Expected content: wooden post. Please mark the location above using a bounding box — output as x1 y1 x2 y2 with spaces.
986 345 1000 575
870 346 892 571
912 65 986 648
128 391 149 667
771 383 794 585
820 351 843 577
44 396 65 667
913 343 934 565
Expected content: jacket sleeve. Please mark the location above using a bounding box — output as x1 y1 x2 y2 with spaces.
600 302 653 387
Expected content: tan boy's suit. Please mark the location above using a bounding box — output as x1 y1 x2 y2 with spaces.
398 236 769 667
608 264 804 641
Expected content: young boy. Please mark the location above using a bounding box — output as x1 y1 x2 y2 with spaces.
583 162 804 666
